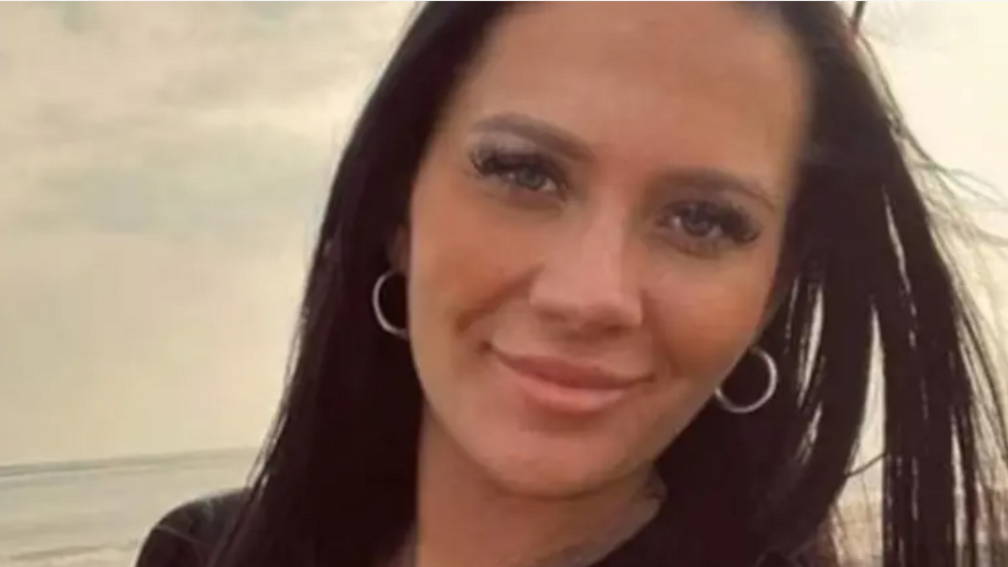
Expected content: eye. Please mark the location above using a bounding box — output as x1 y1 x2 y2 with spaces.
469 147 565 195
674 202 723 239
660 200 760 257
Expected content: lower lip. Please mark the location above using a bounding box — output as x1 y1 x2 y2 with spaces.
492 354 632 415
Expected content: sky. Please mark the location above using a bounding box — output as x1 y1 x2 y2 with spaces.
2 2 1008 467
0 2 415 466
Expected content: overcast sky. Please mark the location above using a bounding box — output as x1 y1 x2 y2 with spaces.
2 2 1008 467
0 2 414 466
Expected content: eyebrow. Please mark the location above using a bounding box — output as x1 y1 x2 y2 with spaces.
471 113 594 162
472 112 777 212
654 169 777 212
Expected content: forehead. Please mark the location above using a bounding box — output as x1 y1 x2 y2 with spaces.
444 2 810 200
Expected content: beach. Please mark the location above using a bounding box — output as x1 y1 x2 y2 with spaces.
0 450 256 567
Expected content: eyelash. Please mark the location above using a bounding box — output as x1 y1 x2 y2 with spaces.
469 146 567 197
468 145 761 257
659 200 760 257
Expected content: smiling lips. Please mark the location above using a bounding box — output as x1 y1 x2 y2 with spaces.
491 347 645 414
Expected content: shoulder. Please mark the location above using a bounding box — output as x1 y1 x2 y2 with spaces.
134 489 248 567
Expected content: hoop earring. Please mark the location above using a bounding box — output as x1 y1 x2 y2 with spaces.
715 347 777 415
372 270 408 340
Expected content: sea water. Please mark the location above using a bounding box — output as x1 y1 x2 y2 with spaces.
0 450 255 567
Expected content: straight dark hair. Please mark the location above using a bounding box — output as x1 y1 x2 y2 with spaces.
209 3 1008 566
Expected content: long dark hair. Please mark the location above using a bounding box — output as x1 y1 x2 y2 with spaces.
211 3 1008 566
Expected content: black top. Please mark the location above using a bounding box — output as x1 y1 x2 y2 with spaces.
135 490 246 567
134 490 814 567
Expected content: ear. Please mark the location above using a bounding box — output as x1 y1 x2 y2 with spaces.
387 225 411 274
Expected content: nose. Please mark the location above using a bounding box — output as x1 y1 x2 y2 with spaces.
528 214 643 334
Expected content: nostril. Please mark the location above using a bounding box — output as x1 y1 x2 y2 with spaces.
530 222 642 330
528 267 642 331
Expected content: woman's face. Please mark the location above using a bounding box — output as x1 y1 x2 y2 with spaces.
401 3 809 496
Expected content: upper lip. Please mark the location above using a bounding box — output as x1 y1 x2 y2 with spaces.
492 348 643 391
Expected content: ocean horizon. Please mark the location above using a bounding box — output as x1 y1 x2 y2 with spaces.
0 449 258 567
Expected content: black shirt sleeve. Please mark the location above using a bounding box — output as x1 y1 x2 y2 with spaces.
134 490 247 567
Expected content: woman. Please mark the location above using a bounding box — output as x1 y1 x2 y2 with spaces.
137 3 1008 567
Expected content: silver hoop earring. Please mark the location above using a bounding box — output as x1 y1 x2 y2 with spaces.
372 270 408 340
715 347 777 415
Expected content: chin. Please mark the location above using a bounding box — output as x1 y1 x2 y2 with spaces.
484 461 616 500
464 426 639 500
418 357 668 500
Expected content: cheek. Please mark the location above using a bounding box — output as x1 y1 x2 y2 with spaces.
406 164 539 358
647 251 780 389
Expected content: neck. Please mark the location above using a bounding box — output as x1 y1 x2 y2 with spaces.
409 413 660 567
